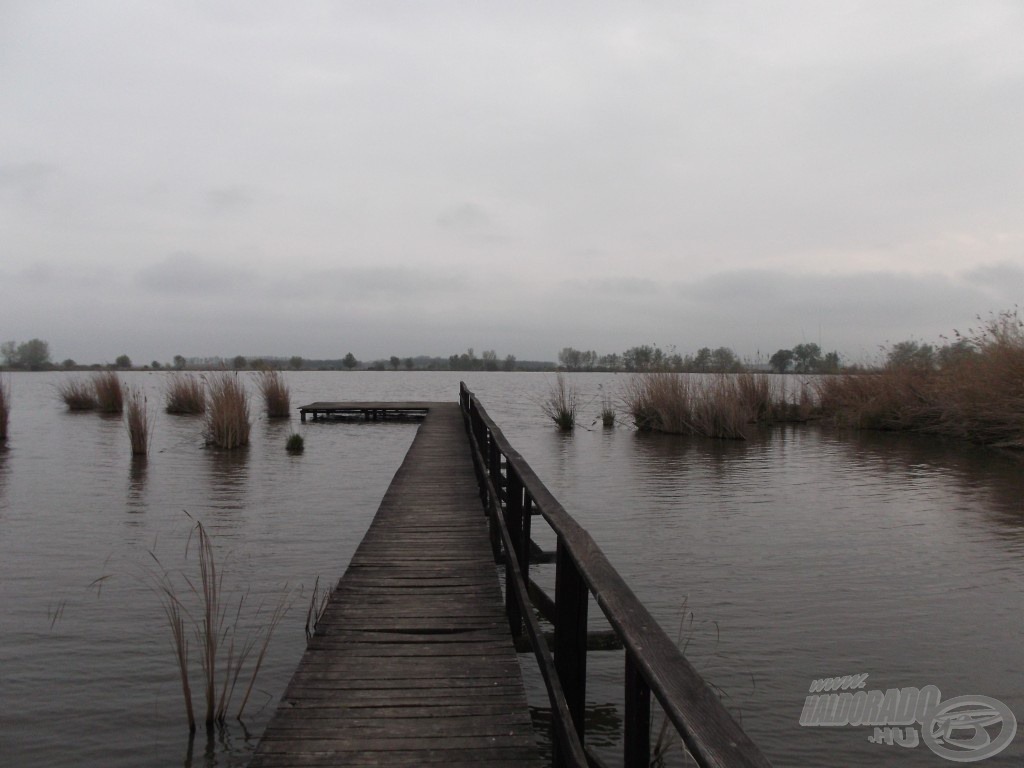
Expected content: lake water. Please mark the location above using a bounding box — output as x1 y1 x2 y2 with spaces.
0 371 1021 767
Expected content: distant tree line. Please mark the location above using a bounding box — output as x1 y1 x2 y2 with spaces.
4 336 977 375
557 345 748 373
1 339 51 370
768 344 841 374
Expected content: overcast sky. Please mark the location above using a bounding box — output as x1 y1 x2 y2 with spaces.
2 2 1022 365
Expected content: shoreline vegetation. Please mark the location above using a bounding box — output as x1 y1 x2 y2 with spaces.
617 310 1023 449
10 308 1024 449
816 310 1024 450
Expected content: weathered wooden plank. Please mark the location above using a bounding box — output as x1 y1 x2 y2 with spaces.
250 403 540 768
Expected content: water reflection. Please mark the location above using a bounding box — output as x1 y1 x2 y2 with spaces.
529 700 622 755
181 721 256 768
205 449 249 518
829 430 1024 540
0 446 8 499
126 457 148 517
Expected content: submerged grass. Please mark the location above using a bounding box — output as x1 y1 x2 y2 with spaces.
57 377 98 411
124 386 153 456
205 374 251 450
93 371 124 414
256 370 291 419
286 433 304 453
540 372 579 430
165 374 206 415
149 519 290 731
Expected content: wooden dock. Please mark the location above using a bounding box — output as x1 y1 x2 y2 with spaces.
250 402 542 768
299 402 431 422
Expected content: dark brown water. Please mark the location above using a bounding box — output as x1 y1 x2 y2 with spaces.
0 371 1021 766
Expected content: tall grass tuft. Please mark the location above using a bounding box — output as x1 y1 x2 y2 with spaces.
540 372 578 430
0 376 9 443
165 374 206 415
149 519 290 731
204 374 251 450
256 370 291 419
124 386 153 456
57 378 98 411
93 371 124 414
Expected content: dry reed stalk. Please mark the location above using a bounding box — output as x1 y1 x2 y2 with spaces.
691 376 749 439
148 519 291 731
0 376 9 442
204 374 250 449
165 374 206 415
93 371 124 414
735 373 773 423
124 386 153 456
304 574 335 643
540 372 578 430
256 370 291 418
57 377 98 411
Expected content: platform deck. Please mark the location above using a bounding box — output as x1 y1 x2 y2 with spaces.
250 402 541 768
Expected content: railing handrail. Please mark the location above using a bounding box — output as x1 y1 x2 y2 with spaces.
459 382 772 768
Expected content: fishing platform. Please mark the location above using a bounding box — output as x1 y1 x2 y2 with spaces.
299 402 430 422
251 387 771 768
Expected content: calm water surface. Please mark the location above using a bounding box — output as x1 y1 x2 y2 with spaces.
0 371 1021 767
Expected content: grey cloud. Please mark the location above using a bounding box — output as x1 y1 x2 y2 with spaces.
275 265 472 301
437 203 492 231
135 252 258 296
205 186 254 216
0 162 58 204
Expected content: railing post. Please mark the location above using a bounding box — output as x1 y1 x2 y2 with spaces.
553 539 588 764
504 468 524 637
488 432 502 502
624 653 651 768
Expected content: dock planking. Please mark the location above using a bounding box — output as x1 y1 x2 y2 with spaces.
250 402 542 768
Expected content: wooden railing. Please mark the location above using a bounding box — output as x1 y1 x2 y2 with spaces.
459 383 773 768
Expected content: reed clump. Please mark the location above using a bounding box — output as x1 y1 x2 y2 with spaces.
540 372 578 430
0 376 9 442
286 433 304 453
817 309 1024 448
57 378 98 411
622 373 751 439
256 370 291 419
149 519 289 731
204 374 251 449
165 374 206 415
600 393 616 428
93 371 124 414
124 386 153 456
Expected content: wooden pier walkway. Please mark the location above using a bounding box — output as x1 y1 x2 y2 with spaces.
250 402 541 768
